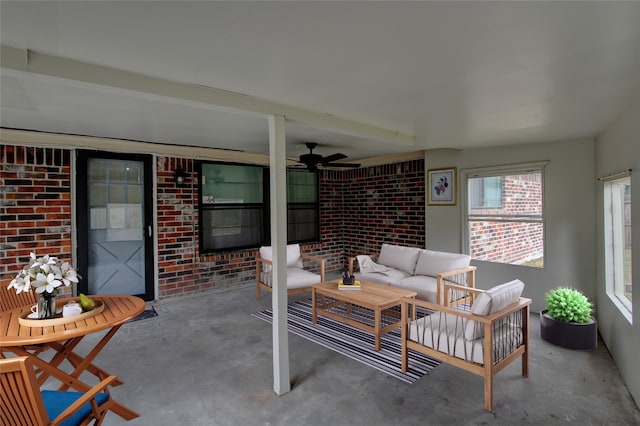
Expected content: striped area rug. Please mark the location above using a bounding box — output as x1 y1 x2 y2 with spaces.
252 299 440 384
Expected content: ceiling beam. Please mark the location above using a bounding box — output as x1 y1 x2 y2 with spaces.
1 45 414 145
0 128 272 165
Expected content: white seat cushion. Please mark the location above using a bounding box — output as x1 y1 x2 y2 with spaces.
414 249 471 277
354 267 411 286
396 275 438 303
377 243 421 275
260 267 321 289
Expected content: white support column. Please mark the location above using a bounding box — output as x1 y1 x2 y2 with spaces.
268 114 290 396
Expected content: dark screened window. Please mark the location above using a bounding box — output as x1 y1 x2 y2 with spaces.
198 163 319 252
199 163 265 251
287 170 319 243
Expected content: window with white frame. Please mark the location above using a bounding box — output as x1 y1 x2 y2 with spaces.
463 162 546 267
604 173 632 318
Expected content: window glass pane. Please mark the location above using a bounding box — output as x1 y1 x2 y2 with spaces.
109 185 125 204
469 177 502 209
469 220 544 267
469 178 483 209
287 170 317 203
125 163 142 184
201 163 263 204
201 207 264 250
198 163 319 251
286 170 319 243
467 170 544 267
127 185 142 204
288 205 318 242
605 176 632 314
89 184 107 206
484 177 502 208
108 162 127 184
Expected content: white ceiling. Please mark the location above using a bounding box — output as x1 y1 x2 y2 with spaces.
2 1 640 161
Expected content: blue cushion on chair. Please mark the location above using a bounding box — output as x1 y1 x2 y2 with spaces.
41 390 109 426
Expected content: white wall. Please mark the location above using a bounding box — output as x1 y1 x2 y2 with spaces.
425 139 596 313
595 99 640 407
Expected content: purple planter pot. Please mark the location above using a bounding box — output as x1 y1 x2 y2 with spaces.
540 310 597 351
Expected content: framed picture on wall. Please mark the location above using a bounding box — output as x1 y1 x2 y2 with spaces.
427 167 457 206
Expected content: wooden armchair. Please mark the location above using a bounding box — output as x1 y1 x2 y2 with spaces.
1 280 51 364
0 279 38 313
256 244 325 299
401 280 531 412
0 356 119 426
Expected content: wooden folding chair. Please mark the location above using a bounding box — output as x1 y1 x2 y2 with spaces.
0 356 119 426
1 281 51 367
0 279 39 313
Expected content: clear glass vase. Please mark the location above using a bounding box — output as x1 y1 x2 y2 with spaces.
38 292 57 319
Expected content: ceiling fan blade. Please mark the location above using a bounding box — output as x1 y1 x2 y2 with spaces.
321 153 347 163
324 162 361 168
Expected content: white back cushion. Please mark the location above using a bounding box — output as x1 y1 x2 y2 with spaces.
414 249 471 277
259 244 304 272
377 243 421 274
465 279 525 340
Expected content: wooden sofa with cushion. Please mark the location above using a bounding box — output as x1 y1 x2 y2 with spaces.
255 244 325 299
349 243 476 305
401 279 531 411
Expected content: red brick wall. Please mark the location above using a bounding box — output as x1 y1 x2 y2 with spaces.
1 145 73 296
155 157 261 298
2 143 425 299
341 160 426 259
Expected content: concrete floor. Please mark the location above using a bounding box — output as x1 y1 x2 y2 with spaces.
69 284 640 426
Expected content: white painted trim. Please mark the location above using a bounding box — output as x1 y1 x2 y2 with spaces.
461 160 550 177
70 150 78 295
152 156 159 302
0 128 272 165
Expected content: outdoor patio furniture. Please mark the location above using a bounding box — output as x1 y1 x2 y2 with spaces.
0 295 145 421
401 279 531 411
349 244 476 305
312 279 417 351
0 279 38 313
255 244 325 299
0 356 118 426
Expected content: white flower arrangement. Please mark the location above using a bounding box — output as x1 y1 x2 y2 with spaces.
8 252 80 295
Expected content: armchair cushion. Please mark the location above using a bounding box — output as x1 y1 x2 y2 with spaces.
414 249 471 277
355 268 412 285
42 390 109 426
260 267 322 289
377 243 421 275
464 279 525 340
396 275 438 303
259 244 304 272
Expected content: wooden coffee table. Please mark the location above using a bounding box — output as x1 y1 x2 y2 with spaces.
312 279 417 351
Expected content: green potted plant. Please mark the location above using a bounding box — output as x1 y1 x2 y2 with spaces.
540 287 597 351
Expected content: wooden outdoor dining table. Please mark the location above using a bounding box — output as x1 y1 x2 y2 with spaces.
0 294 145 421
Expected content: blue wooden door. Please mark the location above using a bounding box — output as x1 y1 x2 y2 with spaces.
77 151 154 300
